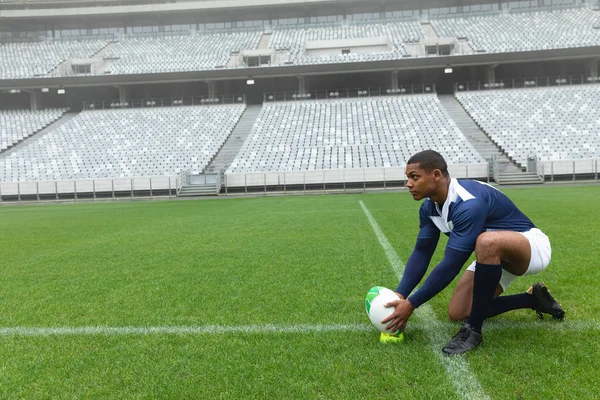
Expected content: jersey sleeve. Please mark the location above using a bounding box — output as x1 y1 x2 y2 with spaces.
446 199 489 252
407 247 472 308
417 202 441 240
395 236 439 299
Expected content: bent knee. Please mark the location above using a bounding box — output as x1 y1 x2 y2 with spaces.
447 305 470 322
475 232 502 262
475 232 499 252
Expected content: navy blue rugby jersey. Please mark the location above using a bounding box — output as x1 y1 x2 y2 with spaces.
417 179 535 252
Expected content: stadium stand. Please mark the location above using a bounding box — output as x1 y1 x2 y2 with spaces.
1 8 599 79
455 85 600 165
432 8 600 53
227 95 485 174
0 109 67 153
0 105 245 181
0 40 109 79
105 32 262 74
269 21 423 65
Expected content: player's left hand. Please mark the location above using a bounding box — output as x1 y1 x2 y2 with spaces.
381 298 415 333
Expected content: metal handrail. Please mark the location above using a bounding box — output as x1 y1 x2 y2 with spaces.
491 155 501 184
176 170 189 195
534 155 545 182
215 170 224 193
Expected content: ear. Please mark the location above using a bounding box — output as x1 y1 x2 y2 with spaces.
433 169 443 181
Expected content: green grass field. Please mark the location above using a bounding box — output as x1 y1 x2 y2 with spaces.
1 185 599 399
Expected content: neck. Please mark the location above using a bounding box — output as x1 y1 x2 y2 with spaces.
429 177 451 205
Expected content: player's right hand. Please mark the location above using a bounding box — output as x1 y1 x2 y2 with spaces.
381 298 414 333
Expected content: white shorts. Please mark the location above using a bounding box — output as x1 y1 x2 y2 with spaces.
466 228 552 291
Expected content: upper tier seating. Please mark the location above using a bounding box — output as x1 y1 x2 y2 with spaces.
0 105 245 181
0 109 67 153
432 8 600 53
456 85 600 164
1 8 599 79
269 21 424 65
0 40 109 79
105 32 262 74
228 95 485 173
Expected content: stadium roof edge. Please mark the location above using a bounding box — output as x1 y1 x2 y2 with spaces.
1 46 598 91
0 0 370 19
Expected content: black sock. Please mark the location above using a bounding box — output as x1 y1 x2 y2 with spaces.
485 293 536 319
467 262 502 333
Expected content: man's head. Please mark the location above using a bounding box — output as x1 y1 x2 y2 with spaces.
405 150 450 202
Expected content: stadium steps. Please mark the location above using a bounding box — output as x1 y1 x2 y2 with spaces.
495 171 544 185
92 41 120 74
0 111 75 156
258 33 273 49
48 41 118 77
204 104 263 173
437 94 522 176
421 22 439 39
178 184 219 197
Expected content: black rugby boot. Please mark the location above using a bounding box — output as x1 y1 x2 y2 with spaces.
527 282 565 320
442 323 483 355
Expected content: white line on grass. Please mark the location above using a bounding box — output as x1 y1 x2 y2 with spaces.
0 324 373 337
1 319 595 338
359 200 490 400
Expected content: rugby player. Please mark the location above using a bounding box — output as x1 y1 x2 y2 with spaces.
382 150 564 354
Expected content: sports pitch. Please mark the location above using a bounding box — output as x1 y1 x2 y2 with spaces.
1 185 599 399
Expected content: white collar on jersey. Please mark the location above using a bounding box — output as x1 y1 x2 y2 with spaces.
433 178 475 221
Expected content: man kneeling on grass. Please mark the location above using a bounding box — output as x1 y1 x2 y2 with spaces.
382 150 564 355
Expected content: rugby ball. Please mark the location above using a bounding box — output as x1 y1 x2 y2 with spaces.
365 286 401 335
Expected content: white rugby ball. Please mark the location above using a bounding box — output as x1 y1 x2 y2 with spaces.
365 286 401 335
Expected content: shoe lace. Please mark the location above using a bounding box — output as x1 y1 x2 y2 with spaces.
454 326 471 341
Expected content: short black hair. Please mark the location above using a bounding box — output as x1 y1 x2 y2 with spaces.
407 150 449 177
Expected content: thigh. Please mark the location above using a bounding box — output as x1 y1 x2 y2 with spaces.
475 231 532 276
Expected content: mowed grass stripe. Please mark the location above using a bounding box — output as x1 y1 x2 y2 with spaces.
359 200 490 400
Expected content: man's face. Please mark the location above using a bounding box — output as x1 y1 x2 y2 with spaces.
405 163 438 201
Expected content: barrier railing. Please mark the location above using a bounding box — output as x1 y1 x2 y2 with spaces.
264 84 436 102
82 94 246 111
455 75 600 92
222 164 488 194
1 159 598 202
544 158 600 182
0 176 175 202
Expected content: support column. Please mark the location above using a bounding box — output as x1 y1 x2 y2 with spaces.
485 64 498 83
585 58 599 80
207 81 217 98
390 70 399 90
118 86 129 104
28 90 42 111
298 75 306 95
